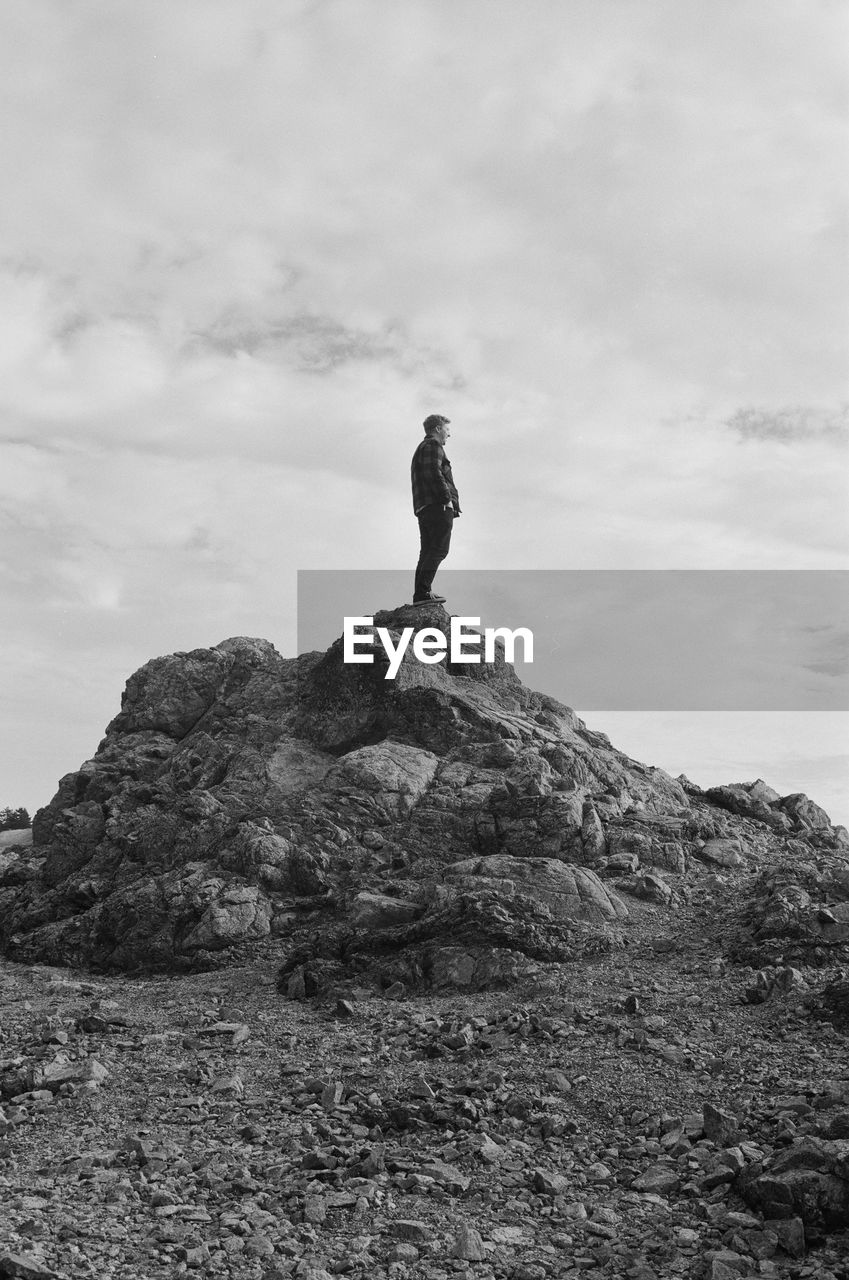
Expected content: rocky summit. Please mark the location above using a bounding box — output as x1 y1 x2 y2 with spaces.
1 604 848 1280
0 604 698 976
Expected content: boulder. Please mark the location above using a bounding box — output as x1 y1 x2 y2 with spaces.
324 741 439 815
737 1138 849 1241
349 892 423 929
698 838 745 868
809 978 849 1031
444 855 628 924
181 884 272 952
621 872 673 905
780 793 832 831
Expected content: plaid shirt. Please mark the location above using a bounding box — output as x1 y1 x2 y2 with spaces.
411 436 460 515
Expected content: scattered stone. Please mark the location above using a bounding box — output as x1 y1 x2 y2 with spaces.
33 1057 108 1092
490 1225 531 1244
474 1133 505 1164
388 1243 420 1263
210 1072 243 1096
534 1168 571 1196
768 1215 806 1258
704 1101 739 1146
708 1260 743 1280
389 1221 432 1243
451 1224 486 1260
0 1256 63 1280
321 1080 344 1110
542 1067 572 1093
631 1163 680 1195
419 1160 470 1192
630 872 673 905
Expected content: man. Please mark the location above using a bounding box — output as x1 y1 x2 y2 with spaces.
411 413 461 605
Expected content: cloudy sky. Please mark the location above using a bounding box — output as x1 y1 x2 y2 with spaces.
1 0 847 823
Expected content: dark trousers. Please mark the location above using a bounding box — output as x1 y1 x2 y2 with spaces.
414 504 454 599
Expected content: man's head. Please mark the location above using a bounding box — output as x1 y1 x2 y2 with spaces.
423 413 450 445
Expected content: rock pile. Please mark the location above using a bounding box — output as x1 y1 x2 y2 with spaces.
1 608 849 1275
2 606 845 991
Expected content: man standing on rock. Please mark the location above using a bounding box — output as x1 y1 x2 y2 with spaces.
411 413 461 605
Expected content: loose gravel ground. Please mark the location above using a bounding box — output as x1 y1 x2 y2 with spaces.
1 893 848 1280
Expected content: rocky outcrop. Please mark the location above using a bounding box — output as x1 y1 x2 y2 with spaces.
737 1137 849 1241
705 780 847 844
1 605 847 991
277 853 629 997
809 977 849 1031
729 855 849 969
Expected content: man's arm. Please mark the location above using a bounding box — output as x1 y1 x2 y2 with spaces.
419 438 453 506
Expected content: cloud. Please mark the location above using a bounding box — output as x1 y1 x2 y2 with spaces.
2 2 846 404
0 0 847 814
193 311 445 379
727 405 849 444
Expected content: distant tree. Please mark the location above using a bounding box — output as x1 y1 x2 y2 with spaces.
0 807 31 832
